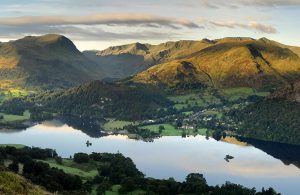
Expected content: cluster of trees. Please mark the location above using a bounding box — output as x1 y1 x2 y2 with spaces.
0 146 280 195
230 99 300 145
0 146 83 192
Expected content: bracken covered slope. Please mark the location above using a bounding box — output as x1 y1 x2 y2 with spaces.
132 37 300 90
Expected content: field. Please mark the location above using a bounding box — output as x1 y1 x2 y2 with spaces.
202 110 223 119
142 123 209 136
142 123 182 136
0 110 30 122
168 92 221 110
222 87 269 101
103 120 133 130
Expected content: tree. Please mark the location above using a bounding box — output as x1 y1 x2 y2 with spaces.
158 125 165 134
55 156 63 164
176 120 183 128
74 153 90 163
8 161 19 173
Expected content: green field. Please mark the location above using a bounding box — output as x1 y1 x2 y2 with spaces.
182 111 194 116
142 123 182 136
41 159 99 179
202 110 223 119
0 110 30 122
103 120 133 130
222 87 269 101
142 123 209 136
168 91 221 110
105 185 145 195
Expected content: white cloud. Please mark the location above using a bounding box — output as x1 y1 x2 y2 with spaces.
211 21 277 34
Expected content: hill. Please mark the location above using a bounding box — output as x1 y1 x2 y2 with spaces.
83 40 211 79
231 80 300 145
26 80 172 120
0 170 49 195
0 34 105 89
131 37 300 90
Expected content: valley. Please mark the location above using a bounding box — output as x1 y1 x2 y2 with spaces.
1 34 300 195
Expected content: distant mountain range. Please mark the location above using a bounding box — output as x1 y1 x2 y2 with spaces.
1 34 300 91
83 40 211 79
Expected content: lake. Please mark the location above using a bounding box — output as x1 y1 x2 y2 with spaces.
0 119 300 195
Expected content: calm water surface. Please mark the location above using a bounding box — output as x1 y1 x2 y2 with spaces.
0 120 299 195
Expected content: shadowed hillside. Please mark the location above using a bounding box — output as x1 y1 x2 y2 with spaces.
84 40 212 79
0 34 105 89
231 79 300 145
21 80 172 120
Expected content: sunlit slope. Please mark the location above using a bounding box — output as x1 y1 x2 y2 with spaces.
0 171 49 195
132 38 300 90
0 34 105 89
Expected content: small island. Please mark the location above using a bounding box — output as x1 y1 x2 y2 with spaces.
224 154 234 162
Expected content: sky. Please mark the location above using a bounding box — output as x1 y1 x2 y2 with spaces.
0 0 299 51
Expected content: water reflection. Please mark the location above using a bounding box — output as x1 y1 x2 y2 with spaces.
0 121 299 195
48 116 106 138
238 137 300 169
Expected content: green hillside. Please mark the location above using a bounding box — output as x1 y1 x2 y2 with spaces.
231 80 300 145
0 34 105 89
25 80 172 120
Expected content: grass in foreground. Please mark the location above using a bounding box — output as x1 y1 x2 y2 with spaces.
0 171 48 195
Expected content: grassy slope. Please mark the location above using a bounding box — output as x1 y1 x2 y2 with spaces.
41 159 98 180
0 171 49 195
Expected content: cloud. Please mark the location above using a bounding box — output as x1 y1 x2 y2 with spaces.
237 0 300 7
211 21 277 34
0 14 201 29
0 25 181 41
180 0 300 9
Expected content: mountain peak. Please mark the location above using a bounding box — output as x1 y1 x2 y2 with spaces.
16 34 76 50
